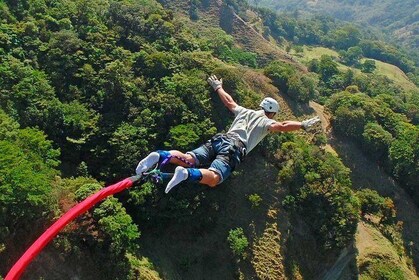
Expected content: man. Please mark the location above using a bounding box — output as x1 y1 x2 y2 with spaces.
136 75 320 193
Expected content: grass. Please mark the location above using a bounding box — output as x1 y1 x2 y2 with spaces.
251 222 286 279
361 58 417 91
356 222 418 279
293 46 340 62
292 46 418 92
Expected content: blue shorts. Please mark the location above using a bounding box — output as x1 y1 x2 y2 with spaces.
187 134 245 184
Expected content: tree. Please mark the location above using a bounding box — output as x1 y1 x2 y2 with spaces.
361 59 376 73
264 61 296 93
287 73 318 102
318 55 339 81
73 183 141 277
362 122 393 161
0 111 59 261
327 25 361 50
276 138 357 250
333 106 366 137
340 46 363 66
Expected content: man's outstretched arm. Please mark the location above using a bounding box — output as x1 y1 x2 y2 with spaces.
207 75 238 112
268 117 320 132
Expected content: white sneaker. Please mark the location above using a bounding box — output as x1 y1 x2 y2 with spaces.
136 152 160 175
165 166 189 193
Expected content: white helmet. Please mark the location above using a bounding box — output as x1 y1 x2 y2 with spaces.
260 97 279 113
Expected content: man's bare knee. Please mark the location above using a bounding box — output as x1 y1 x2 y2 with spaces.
199 169 221 187
207 171 221 187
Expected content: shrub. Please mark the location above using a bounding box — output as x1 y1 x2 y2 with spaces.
360 259 405 280
248 193 262 208
227 227 249 258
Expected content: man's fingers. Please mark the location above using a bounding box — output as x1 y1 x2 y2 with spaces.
302 115 321 129
309 116 320 126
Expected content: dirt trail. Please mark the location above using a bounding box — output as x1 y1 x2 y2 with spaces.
310 101 419 279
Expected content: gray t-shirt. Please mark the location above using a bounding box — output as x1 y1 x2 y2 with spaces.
228 105 276 153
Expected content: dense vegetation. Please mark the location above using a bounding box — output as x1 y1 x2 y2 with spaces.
263 54 418 204
249 0 419 64
0 0 417 278
253 7 418 76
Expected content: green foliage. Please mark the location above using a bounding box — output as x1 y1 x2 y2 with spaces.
334 106 367 137
93 197 140 254
248 193 262 208
218 46 258 68
297 180 359 249
361 59 376 73
276 138 358 249
389 133 418 192
126 253 161 280
252 0 418 68
317 55 339 81
74 183 102 202
360 258 405 280
224 0 249 15
72 182 141 277
356 189 396 223
227 227 249 258
264 60 296 92
340 46 363 66
108 122 153 176
166 123 200 150
327 92 419 205
255 9 328 46
0 110 59 260
362 123 393 161
264 61 317 102
360 40 414 73
0 139 56 219
326 25 361 50
0 0 415 276
287 72 318 102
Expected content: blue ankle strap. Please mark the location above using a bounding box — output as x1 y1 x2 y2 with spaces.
157 150 171 165
187 168 202 182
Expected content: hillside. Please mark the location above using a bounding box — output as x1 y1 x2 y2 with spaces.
1 0 418 279
291 46 417 91
312 101 419 279
249 0 419 59
162 0 307 70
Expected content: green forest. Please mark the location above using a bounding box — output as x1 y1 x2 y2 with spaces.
0 0 418 279
248 0 419 63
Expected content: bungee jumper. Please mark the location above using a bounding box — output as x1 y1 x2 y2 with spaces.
136 75 321 193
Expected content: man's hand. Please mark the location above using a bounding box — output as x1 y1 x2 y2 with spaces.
207 74 237 112
301 116 320 130
207 75 223 92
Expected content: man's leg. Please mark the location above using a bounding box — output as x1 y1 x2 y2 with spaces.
165 154 233 193
165 167 220 193
168 150 196 167
199 169 221 187
136 150 196 175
